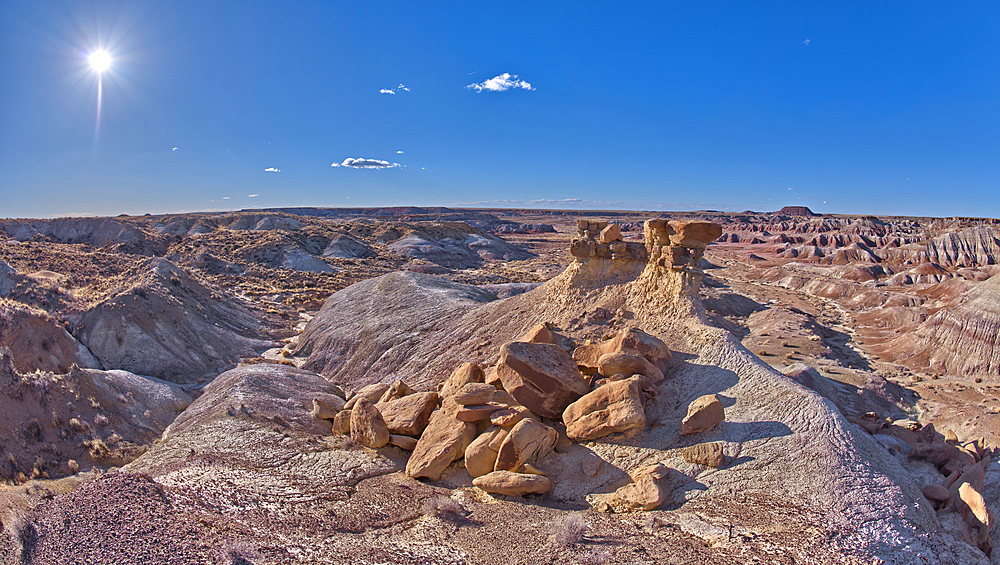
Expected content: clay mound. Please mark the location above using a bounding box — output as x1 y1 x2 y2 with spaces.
870 273 1000 379
295 272 499 379
0 354 190 482
887 262 952 285
322 234 374 259
384 222 533 268
924 226 1000 268
1 218 166 256
76 258 275 383
294 255 981 561
0 299 100 374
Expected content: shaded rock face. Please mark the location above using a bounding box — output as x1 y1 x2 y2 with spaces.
562 377 646 441
0 299 100 374
0 354 190 482
76 258 274 383
496 342 590 419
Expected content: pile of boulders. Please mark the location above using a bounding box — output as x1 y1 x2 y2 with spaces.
316 322 727 507
849 413 996 555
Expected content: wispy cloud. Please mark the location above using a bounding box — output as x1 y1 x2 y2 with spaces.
331 157 400 169
172 147 178 152
222 196 230 200
396 150 404 154
380 84 410 94
452 198 623 208
248 194 259 198
788 187 795 190
803 39 811 46
466 73 534 93
264 167 281 172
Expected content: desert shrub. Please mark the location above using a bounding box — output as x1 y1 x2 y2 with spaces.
421 496 465 518
552 513 587 546
218 541 257 565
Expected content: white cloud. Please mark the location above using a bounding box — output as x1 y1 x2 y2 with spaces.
788 187 794 190
466 73 534 93
264 167 281 172
803 39 811 46
396 150 404 154
380 84 410 94
332 157 400 169
222 196 230 200
248 194 259 198
172 147 178 152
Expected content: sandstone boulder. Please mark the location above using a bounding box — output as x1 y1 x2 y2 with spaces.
453 382 496 405
456 403 504 422
519 323 554 344
378 391 439 437
496 342 590 419
682 442 725 467
612 463 672 511
473 470 551 496
572 328 672 375
465 426 508 478
345 383 391 409
406 397 477 480
667 220 723 248
311 396 345 420
332 410 352 434
489 407 535 428
388 434 418 450
680 394 725 435
597 351 664 384
923 483 950 503
439 362 485 398
562 377 646 441
378 380 413 403
495 418 558 472
598 224 621 244
350 399 390 448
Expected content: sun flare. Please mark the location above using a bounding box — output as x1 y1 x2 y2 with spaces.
88 50 111 72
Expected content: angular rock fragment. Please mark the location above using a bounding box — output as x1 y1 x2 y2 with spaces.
573 328 672 376
453 382 496 406
473 470 551 496
331 410 352 434
682 442 725 467
597 351 664 384
388 434 418 450
680 394 724 435
350 399 390 448
465 426 508 478
495 418 557 472
496 342 590 419
440 362 485 398
456 403 504 422
598 224 621 244
489 407 535 428
562 377 646 441
519 323 554 344
406 397 477 480
378 391 439 437
345 383 391 410
612 463 672 511
923 483 950 503
379 380 413 403
311 396 345 420
667 220 723 248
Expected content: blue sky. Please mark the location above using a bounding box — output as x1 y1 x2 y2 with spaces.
1 1 997 218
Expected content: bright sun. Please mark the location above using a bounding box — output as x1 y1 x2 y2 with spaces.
89 50 111 72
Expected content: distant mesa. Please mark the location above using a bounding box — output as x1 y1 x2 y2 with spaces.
774 206 817 217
